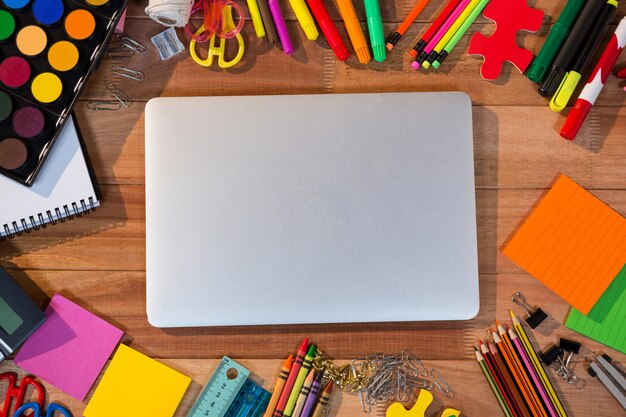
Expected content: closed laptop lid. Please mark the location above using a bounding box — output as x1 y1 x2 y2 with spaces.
145 92 479 327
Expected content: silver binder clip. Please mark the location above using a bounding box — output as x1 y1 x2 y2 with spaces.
87 101 122 111
111 65 144 81
105 82 132 108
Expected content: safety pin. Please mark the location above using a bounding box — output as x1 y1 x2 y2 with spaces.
87 101 122 111
106 47 135 58
112 66 144 81
429 368 454 398
121 36 147 53
105 82 132 108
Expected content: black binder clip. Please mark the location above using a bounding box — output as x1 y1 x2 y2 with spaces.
541 339 582 384
511 292 548 329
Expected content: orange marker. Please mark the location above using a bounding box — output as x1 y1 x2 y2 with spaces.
336 0 371 64
264 355 294 417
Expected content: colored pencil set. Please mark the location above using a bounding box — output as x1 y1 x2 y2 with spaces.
407 0 490 70
525 0 626 140
264 338 333 417
474 311 568 417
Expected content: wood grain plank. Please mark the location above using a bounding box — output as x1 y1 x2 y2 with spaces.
83 19 626 105
1 355 624 417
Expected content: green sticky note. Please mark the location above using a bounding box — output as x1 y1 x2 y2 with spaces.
565 265 626 354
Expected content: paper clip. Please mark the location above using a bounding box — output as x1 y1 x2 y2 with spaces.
511 291 548 328
112 66 144 81
121 36 146 53
428 368 454 398
105 83 132 108
106 47 135 58
87 101 122 111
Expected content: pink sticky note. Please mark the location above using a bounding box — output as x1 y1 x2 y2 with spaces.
115 8 127 33
14 294 123 401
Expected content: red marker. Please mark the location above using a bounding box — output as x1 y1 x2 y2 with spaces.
561 16 626 140
304 0 349 60
273 338 309 417
616 67 626 78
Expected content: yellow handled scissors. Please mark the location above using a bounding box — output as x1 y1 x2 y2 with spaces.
190 5 244 69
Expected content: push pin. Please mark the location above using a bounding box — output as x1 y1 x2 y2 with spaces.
511 292 547 328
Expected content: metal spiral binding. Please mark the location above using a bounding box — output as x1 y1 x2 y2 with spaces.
1 198 97 240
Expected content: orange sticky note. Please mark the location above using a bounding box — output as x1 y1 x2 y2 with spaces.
502 174 626 314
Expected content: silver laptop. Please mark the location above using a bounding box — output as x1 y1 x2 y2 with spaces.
145 92 479 327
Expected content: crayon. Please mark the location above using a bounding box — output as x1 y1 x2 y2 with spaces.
273 338 309 417
284 344 317 416
300 371 323 417
291 370 315 417
263 355 294 417
310 381 333 417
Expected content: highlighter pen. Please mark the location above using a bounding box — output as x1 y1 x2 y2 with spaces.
247 0 267 37
288 0 319 40
364 0 386 62
310 381 333 417
299 371 323 417
561 17 626 140
385 0 431 50
258 0 281 47
263 355 294 417
268 0 294 54
291 370 315 417
410 0 461 57
539 0 605 98
284 344 317 416
336 0 371 64
550 0 617 112
273 338 309 417
527 0 585 83
305 0 350 60
412 0 470 70
431 0 488 69
423 0 480 69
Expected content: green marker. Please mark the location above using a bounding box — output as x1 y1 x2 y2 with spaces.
283 344 316 416
432 0 489 70
527 0 585 83
364 0 386 62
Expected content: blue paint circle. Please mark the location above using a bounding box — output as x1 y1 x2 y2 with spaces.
2 0 30 9
32 0 64 25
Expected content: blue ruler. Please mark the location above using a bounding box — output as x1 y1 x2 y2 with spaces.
187 356 270 417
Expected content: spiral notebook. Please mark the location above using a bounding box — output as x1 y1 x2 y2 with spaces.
0 116 101 239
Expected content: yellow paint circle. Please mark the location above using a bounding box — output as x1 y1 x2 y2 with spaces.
48 41 79 71
31 72 62 103
16 25 47 56
85 0 108 5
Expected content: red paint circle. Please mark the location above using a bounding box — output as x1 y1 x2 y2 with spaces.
0 56 31 88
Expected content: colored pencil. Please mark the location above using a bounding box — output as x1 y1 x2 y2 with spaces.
481 342 520 417
422 0 481 68
475 346 514 417
273 338 309 417
509 327 558 417
495 326 547 417
264 355 294 417
510 310 568 417
413 0 471 69
386 0 432 50
488 340 532 417
410 0 462 57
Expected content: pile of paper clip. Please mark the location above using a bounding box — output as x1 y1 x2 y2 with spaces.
313 350 454 413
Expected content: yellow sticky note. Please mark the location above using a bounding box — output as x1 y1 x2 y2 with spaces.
84 344 191 417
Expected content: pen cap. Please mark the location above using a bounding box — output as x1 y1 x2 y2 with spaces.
560 99 591 140
528 24 571 83
539 66 566 97
550 71 582 112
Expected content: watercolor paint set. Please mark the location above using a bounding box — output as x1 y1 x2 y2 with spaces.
0 0 126 186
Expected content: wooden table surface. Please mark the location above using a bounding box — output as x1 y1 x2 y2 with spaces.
2 0 625 416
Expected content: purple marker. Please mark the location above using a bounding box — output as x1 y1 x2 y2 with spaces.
267 0 293 54
299 372 323 417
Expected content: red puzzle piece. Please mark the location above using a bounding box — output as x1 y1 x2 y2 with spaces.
468 0 543 80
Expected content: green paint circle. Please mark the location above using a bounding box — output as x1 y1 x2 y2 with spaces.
0 10 16 41
0 91 12 123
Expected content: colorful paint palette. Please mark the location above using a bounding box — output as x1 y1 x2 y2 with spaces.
0 0 126 185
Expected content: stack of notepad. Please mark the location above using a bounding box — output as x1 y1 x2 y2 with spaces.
0 117 101 239
502 174 626 354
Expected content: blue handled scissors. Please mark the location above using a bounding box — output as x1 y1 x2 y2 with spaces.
189 4 245 69
13 402 71 417
0 373 45 417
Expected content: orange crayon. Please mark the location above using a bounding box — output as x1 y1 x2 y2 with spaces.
264 355 294 417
